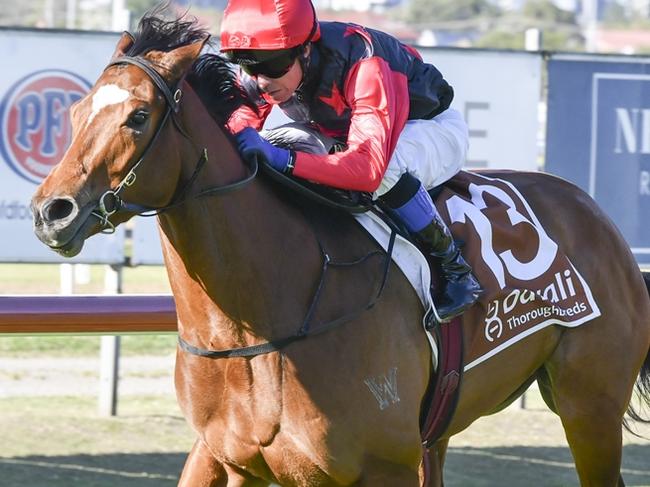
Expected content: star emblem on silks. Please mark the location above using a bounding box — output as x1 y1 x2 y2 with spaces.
319 83 347 117
344 25 358 38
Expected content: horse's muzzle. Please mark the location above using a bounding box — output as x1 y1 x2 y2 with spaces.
31 196 88 257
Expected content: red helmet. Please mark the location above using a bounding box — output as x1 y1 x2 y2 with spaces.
220 0 320 52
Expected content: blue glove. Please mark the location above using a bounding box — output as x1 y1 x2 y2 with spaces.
235 127 292 173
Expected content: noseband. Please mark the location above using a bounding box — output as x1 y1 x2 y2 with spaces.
92 55 258 233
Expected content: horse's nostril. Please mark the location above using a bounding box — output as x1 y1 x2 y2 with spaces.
42 198 76 223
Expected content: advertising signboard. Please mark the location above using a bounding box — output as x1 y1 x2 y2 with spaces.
0 28 124 263
546 54 650 264
424 48 542 171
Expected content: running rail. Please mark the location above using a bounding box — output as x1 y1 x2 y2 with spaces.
0 295 177 334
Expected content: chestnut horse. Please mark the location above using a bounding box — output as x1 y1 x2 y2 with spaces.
31 13 650 487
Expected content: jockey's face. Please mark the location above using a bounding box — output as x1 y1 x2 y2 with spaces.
254 45 310 104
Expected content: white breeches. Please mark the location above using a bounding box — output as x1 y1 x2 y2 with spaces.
375 109 468 196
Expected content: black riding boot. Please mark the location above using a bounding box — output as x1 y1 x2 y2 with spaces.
415 214 482 321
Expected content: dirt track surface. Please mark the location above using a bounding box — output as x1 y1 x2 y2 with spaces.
0 355 176 397
446 407 650 486
1 356 649 486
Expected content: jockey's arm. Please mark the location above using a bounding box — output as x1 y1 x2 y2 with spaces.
226 70 274 132
227 100 273 132
292 57 410 193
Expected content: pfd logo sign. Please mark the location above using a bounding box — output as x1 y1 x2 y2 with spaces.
0 69 91 184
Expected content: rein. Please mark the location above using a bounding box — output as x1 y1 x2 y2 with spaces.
100 54 398 360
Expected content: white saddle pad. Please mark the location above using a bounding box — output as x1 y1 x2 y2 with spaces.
355 211 438 368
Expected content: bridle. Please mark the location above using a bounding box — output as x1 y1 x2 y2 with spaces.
91 55 258 233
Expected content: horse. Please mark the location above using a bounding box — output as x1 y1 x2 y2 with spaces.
30 12 650 487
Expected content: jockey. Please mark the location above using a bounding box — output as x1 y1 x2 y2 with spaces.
221 0 481 321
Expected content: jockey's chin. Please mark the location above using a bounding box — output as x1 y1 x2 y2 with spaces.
263 88 293 104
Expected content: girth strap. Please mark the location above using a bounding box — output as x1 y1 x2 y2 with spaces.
421 317 464 446
178 226 397 359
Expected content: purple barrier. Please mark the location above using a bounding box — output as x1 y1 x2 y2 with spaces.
0 295 177 334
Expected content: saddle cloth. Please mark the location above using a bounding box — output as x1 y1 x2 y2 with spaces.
356 171 601 372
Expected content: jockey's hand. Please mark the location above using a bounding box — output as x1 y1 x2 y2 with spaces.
235 128 292 173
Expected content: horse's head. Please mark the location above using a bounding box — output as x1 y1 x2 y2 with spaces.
31 17 209 257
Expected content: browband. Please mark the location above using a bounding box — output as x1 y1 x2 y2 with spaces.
106 56 181 112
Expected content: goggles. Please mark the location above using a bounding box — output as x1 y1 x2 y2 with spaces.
227 47 301 79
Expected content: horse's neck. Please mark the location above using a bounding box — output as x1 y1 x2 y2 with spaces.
158 95 322 350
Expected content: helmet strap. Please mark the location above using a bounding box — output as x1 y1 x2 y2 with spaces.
297 43 313 88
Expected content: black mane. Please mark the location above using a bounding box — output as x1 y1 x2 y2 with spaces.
128 4 256 127
186 54 258 127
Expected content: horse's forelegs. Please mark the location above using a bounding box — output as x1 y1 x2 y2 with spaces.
178 439 270 487
179 439 226 487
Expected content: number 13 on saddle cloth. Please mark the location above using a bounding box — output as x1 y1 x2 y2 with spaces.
358 170 601 371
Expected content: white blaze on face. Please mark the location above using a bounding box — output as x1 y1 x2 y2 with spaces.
87 84 130 125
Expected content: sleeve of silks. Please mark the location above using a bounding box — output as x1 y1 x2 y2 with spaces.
226 102 273 133
292 57 410 193
226 71 274 133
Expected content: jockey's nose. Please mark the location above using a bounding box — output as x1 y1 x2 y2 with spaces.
256 75 273 91
33 196 79 227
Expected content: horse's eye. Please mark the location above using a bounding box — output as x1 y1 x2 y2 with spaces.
128 110 149 126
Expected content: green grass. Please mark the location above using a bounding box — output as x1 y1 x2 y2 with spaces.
0 395 194 487
0 394 193 457
0 263 171 295
0 334 178 357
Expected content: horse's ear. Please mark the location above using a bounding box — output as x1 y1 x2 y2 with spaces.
110 31 135 62
153 35 211 85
